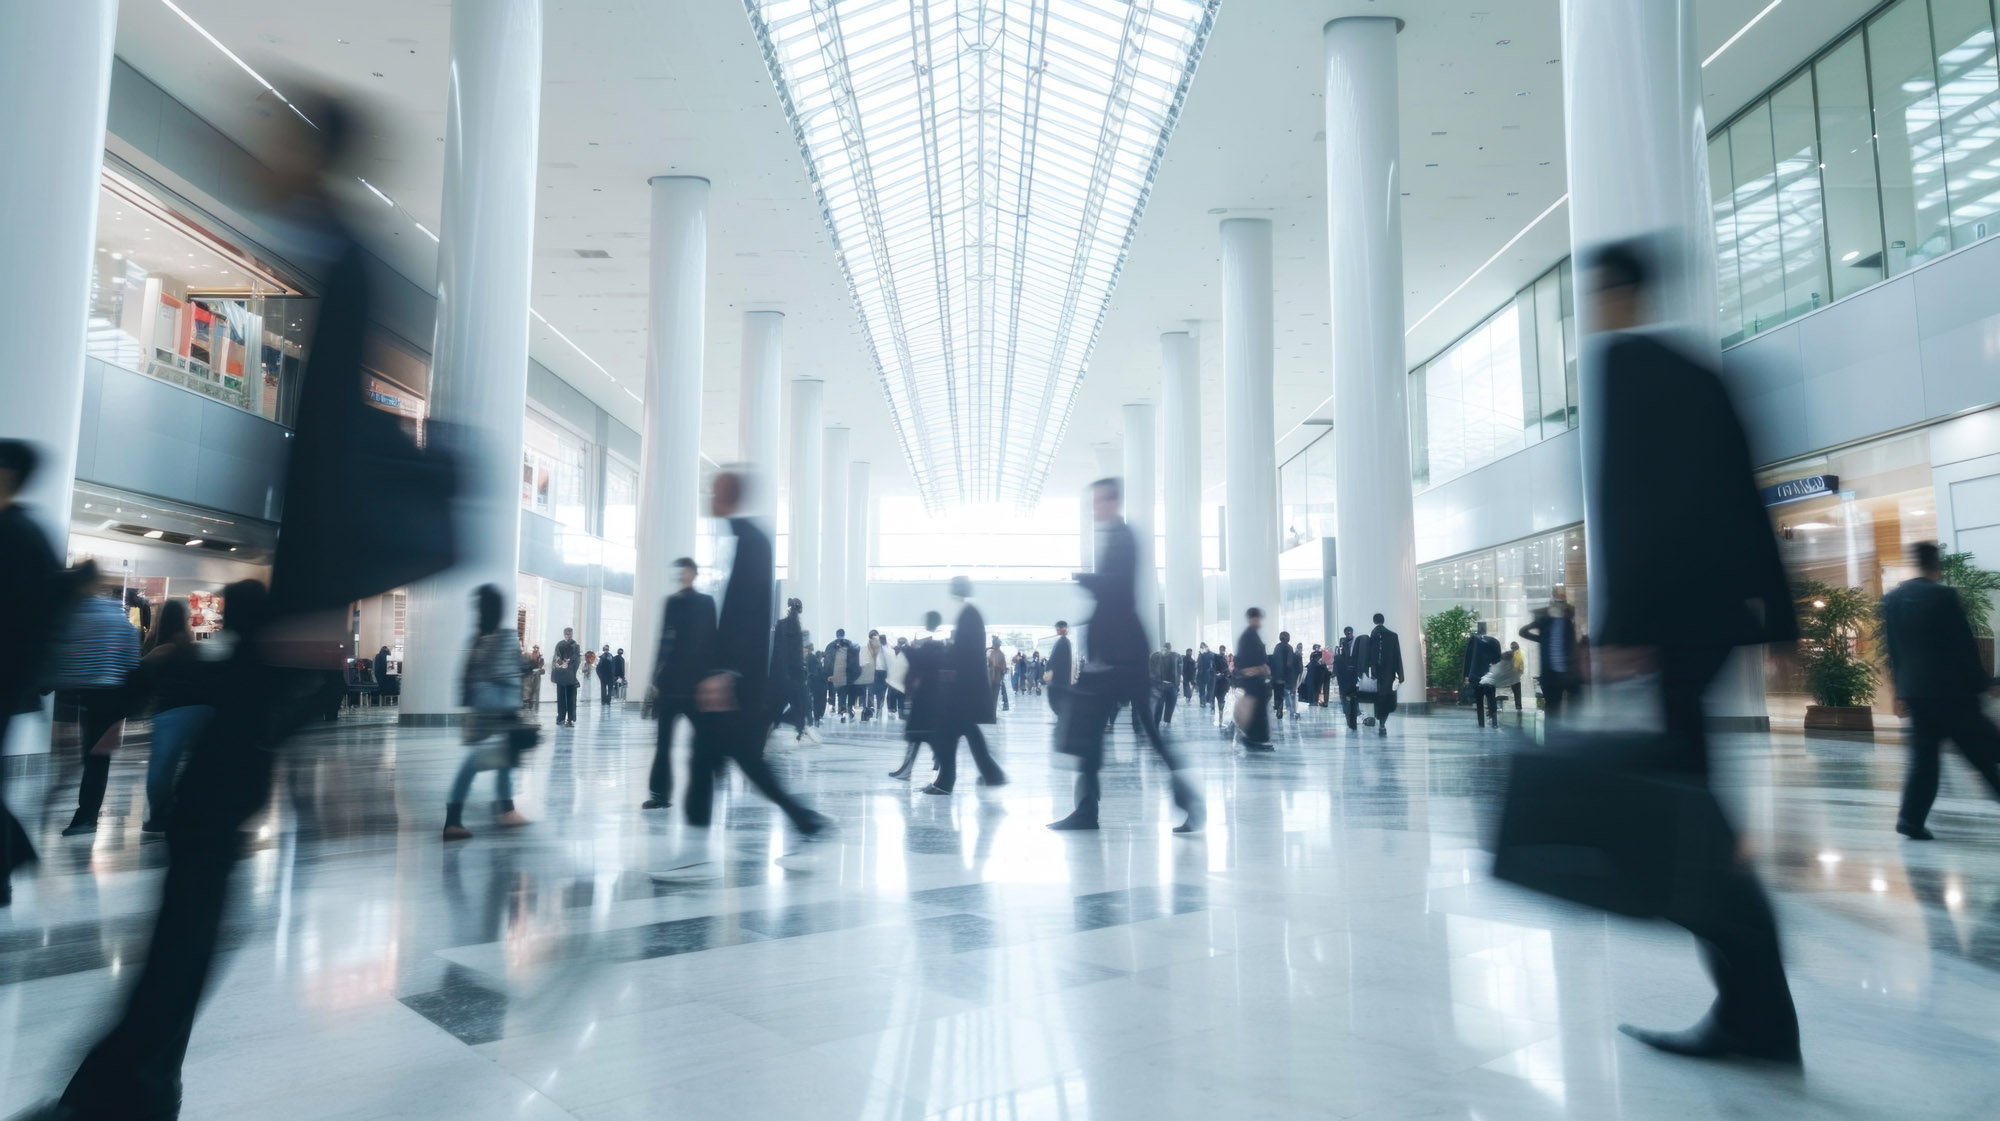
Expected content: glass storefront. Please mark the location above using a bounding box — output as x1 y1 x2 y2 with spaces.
1713 0 2000 345
522 410 592 535
1417 525 1588 691
87 168 314 423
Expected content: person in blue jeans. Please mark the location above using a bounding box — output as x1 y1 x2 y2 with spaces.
137 600 213 833
443 585 532 841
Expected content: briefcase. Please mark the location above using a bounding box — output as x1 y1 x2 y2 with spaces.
1490 729 1737 922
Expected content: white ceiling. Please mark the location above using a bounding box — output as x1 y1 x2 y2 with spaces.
112 0 1880 504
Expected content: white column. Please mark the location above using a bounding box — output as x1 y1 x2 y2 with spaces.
1221 218 1279 630
787 378 823 636
820 425 850 635
0 1 116 754
403 0 543 715
739 310 783 520
626 176 709 693
1561 0 1765 720
1078 485 1097 573
1161 331 1202 651
848 460 870 637
1123 402 1159 648
0 0 113 549
1325 16 1422 702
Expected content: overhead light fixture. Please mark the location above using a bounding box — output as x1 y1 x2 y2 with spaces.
745 0 1221 509
159 0 315 127
1704 0 1782 69
1794 521 1834 530
143 529 165 539
184 539 204 547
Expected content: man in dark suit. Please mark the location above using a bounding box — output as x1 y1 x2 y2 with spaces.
0 441 59 904
654 473 828 880
643 558 715 810
1881 540 2000 840
1052 478 1202 831
924 576 1007 795
1519 587 1580 718
1334 627 1360 729
1195 643 1217 711
1046 620 1074 719
1584 239 1800 1065
769 597 816 743
1463 621 1503 727
1358 614 1404 735
1150 641 1179 726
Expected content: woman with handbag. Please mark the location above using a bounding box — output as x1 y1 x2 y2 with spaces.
444 585 534 840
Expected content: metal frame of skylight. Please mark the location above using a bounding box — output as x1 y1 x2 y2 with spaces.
744 0 1220 511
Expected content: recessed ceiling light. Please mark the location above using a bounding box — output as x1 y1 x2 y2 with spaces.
143 529 164 539
1841 250 1860 262
184 539 203 547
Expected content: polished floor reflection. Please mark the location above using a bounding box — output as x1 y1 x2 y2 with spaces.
3 694 1999 1119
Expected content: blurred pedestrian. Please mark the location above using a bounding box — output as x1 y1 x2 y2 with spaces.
0 440 60 902
890 612 946 781
444 585 533 840
551 627 581 727
1334 627 1360 730
48 564 141 836
1233 609 1272 749
986 635 1010 713
1584 238 1799 1064
1463 621 1503 728
1519 586 1579 718
924 578 1008 795
1880 540 2000 840
770 598 817 742
1355 614 1404 735
137 600 212 834
645 558 715 809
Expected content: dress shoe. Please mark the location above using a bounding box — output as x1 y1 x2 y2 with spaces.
1896 819 1935 840
1174 807 1206 834
887 769 911 780
920 783 952 796
798 810 837 838
1618 1019 1800 1064
642 796 672 810
1047 812 1099 831
60 819 96 838
442 824 473 841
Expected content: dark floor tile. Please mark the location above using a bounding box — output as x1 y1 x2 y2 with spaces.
399 964 510 1045
910 912 1003 954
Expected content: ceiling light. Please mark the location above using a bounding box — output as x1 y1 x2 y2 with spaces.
1705 0 1783 68
1841 250 1860 262
358 178 396 207
143 529 164 539
184 539 204 547
744 0 1219 509
1794 521 1834 530
159 0 314 126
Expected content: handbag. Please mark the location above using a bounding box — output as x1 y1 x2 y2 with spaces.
1355 670 1379 694
1458 683 1478 705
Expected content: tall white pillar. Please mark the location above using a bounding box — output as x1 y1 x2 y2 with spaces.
1078 486 1096 574
848 460 870 637
1123 402 1159 648
820 425 850 636
739 310 783 520
626 176 709 693
1222 218 1279 631
0 1 116 754
1161 331 1202 652
1325 16 1421 702
787 378 823 638
403 0 543 715
1562 0 1765 721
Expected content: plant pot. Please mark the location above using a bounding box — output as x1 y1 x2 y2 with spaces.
1803 705 1874 732
1427 687 1459 705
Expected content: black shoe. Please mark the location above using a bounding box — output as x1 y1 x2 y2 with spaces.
141 819 167 834
888 769 912 780
1047 812 1099 831
1174 808 1206 834
920 783 953 796
798 810 836 838
1896 819 1935 841
1618 1020 1800 1065
642 796 672 810
61 819 96 838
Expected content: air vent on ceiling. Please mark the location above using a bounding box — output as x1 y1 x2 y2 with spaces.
574 249 611 259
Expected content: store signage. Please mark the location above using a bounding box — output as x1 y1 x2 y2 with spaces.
368 388 402 409
1761 474 1838 506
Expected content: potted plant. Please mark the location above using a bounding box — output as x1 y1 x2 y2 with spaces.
1940 550 2000 676
1421 605 1476 705
1794 580 1876 732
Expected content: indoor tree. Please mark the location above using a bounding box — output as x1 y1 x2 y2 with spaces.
1795 580 1876 709
1421 605 1476 690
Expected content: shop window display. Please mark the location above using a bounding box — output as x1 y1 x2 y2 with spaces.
87 168 314 423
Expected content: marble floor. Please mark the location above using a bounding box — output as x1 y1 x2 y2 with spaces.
3 692 1999 1119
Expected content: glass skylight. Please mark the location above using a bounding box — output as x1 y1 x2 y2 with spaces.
744 0 1219 510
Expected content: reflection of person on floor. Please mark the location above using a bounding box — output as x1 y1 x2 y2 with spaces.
1050 477 1202 833
651 472 831 881
1584 237 1800 1065
1880 540 2000 841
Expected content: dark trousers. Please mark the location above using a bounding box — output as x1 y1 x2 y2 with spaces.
1660 645 1734 776
1682 857 1800 1053
932 722 1005 792
1509 682 1523 711
992 679 1009 711
810 681 828 723
555 682 578 723
1899 696 2000 828
60 687 126 827
0 707 32 893
60 670 281 1118
1342 689 1360 728
1066 678 1196 821
1372 688 1397 728
683 710 814 831
1542 676 1571 719
1153 682 1177 726
1238 677 1272 744
772 677 810 734
1475 683 1499 725
648 696 696 800
600 675 615 704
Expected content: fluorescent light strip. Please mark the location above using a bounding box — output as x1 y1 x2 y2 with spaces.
1405 193 1568 337
529 308 629 401
159 0 312 126
357 178 396 207
1703 0 1783 68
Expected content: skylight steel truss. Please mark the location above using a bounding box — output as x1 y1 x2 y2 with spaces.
744 0 1219 511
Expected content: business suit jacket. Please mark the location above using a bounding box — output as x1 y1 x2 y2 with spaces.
1195 650 1217 690
1076 518 1148 670
1047 635 1073 687
770 611 805 684
1463 633 1502 682
951 603 996 724
1518 609 1579 680
1365 625 1404 687
1593 332 1796 650
1881 576 1991 700
711 517 775 717
902 635 947 739
654 587 717 699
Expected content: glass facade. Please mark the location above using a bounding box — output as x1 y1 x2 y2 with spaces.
522 410 592 535
86 168 313 423
1713 0 2000 344
1408 260 1578 490
1415 526 1589 694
